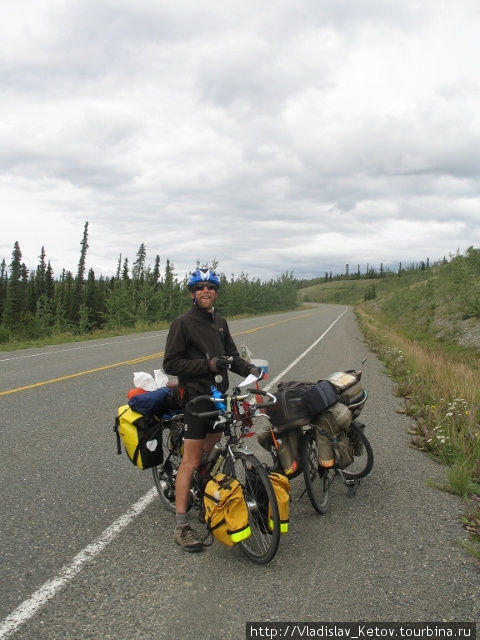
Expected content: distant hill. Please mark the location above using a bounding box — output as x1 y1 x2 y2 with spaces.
298 247 480 352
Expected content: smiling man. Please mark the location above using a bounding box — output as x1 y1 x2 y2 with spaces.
163 268 261 552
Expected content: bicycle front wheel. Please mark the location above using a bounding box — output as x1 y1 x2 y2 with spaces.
152 420 185 513
301 431 332 514
223 450 280 565
342 422 374 480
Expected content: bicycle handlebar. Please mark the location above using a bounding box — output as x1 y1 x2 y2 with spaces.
187 388 276 418
246 388 277 409
187 395 221 419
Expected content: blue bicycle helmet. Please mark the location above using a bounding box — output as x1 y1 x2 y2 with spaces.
187 268 220 290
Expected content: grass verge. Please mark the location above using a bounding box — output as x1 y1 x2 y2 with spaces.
355 306 480 567
0 321 170 352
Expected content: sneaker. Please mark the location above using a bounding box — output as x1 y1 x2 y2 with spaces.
174 525 203 552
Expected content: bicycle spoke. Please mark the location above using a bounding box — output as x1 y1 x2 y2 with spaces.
223 451 280 564
152 420 185 513
301 432 331 514
342 423 374 480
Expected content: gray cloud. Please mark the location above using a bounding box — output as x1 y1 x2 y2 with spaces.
1 0 479 281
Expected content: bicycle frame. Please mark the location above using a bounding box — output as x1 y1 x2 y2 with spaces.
153 385 282 563
157 388 275 505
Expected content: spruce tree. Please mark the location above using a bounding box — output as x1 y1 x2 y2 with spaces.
71 221 89 324
26 270 37 314
36 246 47 298
45 261 54 300
132 243 146 282
115 254 122 281
0 258 7 321
152 255 160 289
3 241 26 332
85 268 101 329
63 270 75 328
122 258 129 281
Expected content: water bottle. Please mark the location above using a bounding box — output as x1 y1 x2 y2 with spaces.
210 385 226 411
210 453 225 477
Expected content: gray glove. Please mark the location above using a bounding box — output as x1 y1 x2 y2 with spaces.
249 366 263 379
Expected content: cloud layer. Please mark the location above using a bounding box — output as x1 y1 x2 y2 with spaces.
1 0 479 280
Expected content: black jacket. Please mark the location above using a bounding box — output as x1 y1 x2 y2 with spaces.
163 305 253 399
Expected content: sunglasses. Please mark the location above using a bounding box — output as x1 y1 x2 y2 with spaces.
193 284 218 291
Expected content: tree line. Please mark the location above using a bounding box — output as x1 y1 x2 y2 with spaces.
297 256 448 289
0 223 298 343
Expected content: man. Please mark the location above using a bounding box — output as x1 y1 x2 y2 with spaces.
163 268 261 552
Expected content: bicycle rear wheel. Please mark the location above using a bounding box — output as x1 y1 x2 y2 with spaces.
152 419 185 513
342 422 374 480
301 431 332 514
223 450 280 565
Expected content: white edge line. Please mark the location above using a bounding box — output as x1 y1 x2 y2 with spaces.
0 307 348 639
264 307 348 392
0 488 158 640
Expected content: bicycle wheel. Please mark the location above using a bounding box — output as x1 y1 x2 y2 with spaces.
342 422 373 480
152 419 185 513
222 450 280 565
301 431 332 514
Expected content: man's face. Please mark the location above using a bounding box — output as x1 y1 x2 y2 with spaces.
190 282 218 311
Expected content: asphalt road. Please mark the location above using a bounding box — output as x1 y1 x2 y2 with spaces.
1 304 478 640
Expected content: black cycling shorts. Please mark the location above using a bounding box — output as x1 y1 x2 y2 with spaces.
182 397 225 440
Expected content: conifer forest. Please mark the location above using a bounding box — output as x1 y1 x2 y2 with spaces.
1 222 450 345
0 223 299 343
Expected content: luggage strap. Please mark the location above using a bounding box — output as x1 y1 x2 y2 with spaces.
313 426 348 442
113 408 129 455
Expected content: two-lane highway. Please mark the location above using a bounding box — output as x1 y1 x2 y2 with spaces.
1 305 478 640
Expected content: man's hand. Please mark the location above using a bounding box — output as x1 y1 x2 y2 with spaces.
207 357 230 373
249 366 263 379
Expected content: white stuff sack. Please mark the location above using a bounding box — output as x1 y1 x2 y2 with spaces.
153 369 168 388
133 371 157 391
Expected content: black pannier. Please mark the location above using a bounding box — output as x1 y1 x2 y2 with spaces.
266 380 338 431
265 381 312 430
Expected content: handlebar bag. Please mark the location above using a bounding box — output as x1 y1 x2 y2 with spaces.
203 473 252 547
114 405 163 470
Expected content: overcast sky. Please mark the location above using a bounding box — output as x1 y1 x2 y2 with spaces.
1 0 479 281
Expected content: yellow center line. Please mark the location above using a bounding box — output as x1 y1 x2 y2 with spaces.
1 311 315 396
233 313 314 335
0 353 165 397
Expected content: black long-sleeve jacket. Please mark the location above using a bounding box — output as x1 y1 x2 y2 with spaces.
163 305 253 399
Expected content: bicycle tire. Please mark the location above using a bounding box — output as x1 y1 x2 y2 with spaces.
222 450 281 565
301 431 332 515
152 420 186 513
342 422 374 480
